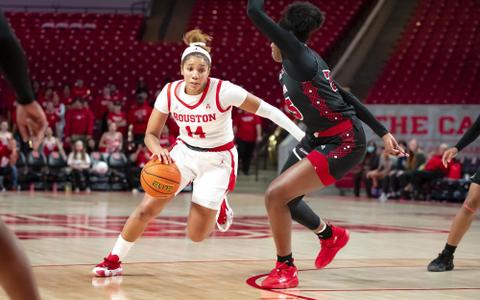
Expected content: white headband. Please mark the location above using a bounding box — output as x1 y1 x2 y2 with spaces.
181 42 212 64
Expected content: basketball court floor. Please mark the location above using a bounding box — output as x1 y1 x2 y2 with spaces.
0 190 479 299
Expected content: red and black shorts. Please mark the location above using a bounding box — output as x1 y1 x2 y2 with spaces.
281 118 366 186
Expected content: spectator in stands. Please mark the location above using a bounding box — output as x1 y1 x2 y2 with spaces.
0 121 13 146
127 92 152 145
42 127 66 160
38 87 53 108
159 126 175 148
72 79 91 99
234 109 262 175
64 98 94 146
366 148 393 198
61 84 73 107
0 138 17 191
87 138 97 154
390 138 426 199
110 83 126 106
379 141 408 201
135 77 149 96
31 80 41 99
353 140 379 197
92 85 113 131
411 143 450 200
107 102 127 136
52 91 65 140
67 139 91 193
99 123 123 154
128 143 152 191
44 101 60 131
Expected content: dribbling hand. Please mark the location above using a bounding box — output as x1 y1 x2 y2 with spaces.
152 148 173 165
442 147 458 168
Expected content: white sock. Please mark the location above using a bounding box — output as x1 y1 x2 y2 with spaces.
111 235 135 261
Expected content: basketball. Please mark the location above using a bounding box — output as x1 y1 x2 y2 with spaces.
140 160 181 199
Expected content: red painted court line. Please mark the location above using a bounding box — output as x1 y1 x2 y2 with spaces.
297 287 480 292
246 266 480 299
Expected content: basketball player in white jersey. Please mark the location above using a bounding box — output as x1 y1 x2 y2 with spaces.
92 29 305 277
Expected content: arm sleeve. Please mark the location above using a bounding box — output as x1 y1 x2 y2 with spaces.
0 11 35 105
255 100 305 141
337 84 389 138
247 0 317 81
219 81 248 108
153 84 170 114
455 115 480 151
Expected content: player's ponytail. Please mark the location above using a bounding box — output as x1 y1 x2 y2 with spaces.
183 29 212 53
279 2 324 43
181 29 213 67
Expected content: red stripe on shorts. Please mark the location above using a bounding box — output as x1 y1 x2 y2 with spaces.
227 149 236 191
306 151 336 186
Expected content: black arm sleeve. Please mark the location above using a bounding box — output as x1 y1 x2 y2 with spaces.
337 84 389 138
455 115 480 151
247 0 317 81
0 11 34 105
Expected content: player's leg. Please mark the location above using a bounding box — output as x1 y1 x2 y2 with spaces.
428 180 480 272
0 220 40 300
93 144 194 277
186 203 218 242
262 126 366 289
188 149 237 239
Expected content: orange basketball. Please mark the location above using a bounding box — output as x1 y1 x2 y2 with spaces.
140 160 181 199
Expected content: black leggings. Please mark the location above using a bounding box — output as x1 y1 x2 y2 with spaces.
282 125 366 230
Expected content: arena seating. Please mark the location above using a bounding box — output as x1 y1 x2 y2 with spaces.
1 0 369 109
187 0 369 104
366 0 480 104
3 11 180 100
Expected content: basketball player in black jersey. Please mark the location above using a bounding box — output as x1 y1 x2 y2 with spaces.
0 11 46 300
428 115 480 272
248 0 406 288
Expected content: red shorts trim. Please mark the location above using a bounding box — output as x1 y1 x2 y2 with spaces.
306 151 336 186
314 119 353 138
227 149 236 191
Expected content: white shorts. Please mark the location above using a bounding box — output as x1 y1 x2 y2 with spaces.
170 141 238 210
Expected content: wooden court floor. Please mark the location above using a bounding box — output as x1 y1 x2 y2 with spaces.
0 191 479 299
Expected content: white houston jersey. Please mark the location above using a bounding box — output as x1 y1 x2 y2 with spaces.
155 78 248 148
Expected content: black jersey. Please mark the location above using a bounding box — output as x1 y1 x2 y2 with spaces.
247 0 388 138
455 115 480 151
280 48 357 133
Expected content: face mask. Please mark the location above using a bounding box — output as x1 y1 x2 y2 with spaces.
367 146 375 153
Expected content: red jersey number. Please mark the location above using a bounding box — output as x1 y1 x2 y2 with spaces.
322 70 338 92
185 126 206 138
285 97 304 120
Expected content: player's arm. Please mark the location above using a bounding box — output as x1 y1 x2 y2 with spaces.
337 84 388 138
247 0 316 81
443 114 480 167
0 12 34 105
455 115 480 152
239 93 305 142
144 109 172 164
0 11 46 149
337 84 406 156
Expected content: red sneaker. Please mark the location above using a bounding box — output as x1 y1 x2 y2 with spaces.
92 253 123 277
261 261 298 289
315 225 349 269
216 198 233 232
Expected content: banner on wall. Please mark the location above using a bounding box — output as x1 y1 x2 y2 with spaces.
364 105 480 157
